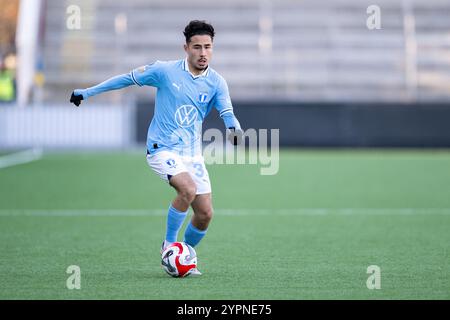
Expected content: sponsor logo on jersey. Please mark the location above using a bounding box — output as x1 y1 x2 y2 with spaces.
174 105 198 127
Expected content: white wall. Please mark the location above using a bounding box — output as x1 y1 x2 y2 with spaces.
0 104 134 149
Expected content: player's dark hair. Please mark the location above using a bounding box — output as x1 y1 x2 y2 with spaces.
183 20 215 43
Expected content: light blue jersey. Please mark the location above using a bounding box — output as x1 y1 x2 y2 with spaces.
75 59 241 156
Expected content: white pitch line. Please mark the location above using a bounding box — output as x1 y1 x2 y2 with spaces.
0 209 166 217
0 148 43 169
0 208 449 217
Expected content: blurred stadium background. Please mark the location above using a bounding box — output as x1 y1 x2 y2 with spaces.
0 0 449 299
1 0 450 149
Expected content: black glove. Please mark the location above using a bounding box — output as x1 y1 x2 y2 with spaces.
70 91 84 107
227 127 243 146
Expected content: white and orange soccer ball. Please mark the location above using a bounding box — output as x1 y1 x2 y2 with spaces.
161 242 197 277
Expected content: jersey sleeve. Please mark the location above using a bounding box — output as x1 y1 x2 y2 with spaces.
130 61 164 87
213 76 241 130
81 73 134 100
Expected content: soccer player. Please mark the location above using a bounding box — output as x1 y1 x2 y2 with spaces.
70 20 242 276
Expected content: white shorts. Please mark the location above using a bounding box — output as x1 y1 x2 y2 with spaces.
146 150 212 195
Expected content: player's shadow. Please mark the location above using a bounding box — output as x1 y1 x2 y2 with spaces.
134 269 203 280
147 271 201 279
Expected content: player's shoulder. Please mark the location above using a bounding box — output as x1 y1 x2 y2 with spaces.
207 67 227 85
140 59 183 71
158 59 184 68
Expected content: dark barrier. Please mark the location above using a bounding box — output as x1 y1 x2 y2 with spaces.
136 101 450 147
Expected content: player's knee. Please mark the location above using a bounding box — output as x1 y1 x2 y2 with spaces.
198 207 213 222
206 207 213 221
179 185 197 204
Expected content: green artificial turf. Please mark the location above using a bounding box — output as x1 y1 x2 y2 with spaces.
0 149 449 299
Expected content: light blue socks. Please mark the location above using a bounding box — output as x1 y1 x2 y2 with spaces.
165 205 188 243
184 221 207 247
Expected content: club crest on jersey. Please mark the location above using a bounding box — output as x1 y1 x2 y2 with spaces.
198 93 208 103
166 159 177 168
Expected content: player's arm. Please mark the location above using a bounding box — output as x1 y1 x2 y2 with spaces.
70 62 162 107
70 73 134 106
224 117 243 146
214 76 243 145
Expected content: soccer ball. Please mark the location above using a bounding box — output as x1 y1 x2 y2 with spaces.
161 242 197 277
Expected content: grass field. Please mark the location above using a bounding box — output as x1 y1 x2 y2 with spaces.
0 149 449 299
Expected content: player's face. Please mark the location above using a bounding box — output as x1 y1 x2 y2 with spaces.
184 35 213 74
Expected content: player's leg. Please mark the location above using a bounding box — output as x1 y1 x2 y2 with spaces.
177 156 212 276
181 155 213 248
169 172 197 212
163 172 197 247
184 193 213 247
146 151 196 249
